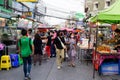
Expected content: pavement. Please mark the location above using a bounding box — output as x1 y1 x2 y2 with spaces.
0 57 120 80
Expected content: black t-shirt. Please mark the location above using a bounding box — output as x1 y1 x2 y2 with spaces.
54 37 65 49
46 36 51 46
33 39 42 50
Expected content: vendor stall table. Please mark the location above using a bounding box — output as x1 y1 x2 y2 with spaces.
93 51 120 74
78 46 93 63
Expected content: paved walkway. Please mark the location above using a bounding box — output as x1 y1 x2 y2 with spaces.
0 58 120 80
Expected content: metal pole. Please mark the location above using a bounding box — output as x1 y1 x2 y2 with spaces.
93 22 99 79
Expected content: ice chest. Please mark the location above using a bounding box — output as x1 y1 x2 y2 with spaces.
100 63 119 75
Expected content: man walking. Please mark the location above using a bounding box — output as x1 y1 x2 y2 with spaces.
54 31 66 69
18 29 34 80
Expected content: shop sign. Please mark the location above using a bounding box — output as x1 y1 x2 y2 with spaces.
16 0 38 2
0 8 12 18
23 11 32 17
0 12 11 18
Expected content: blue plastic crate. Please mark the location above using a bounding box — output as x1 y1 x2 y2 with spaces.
10 54 19 67
119 60 120 74
100 62 119 75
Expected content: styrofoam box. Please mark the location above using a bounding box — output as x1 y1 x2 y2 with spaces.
100 63 119 75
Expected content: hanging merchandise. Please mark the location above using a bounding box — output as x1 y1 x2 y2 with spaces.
17 18 29 29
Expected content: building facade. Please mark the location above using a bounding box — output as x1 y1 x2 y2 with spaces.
85 0 116 16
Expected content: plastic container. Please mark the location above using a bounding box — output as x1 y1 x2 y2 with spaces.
99 62 119 75
10 54 19 67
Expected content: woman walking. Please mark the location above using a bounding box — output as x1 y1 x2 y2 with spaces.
68 33 77 67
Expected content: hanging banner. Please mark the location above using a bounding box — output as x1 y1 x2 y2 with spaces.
16 0 38 2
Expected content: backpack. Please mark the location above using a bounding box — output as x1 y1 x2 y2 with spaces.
19 38 32 51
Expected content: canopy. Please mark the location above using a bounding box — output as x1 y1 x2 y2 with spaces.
91 0 120 24
60 27 74 32
75 12 84 19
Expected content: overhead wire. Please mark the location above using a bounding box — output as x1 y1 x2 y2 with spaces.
47 7 71 14
35 12 78 21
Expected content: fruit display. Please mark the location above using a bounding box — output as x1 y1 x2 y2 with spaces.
97 45 111 53
107 39 117 44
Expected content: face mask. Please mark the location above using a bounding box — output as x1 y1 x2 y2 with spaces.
71 36 74 38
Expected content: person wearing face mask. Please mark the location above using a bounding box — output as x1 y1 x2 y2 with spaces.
68 33 77 67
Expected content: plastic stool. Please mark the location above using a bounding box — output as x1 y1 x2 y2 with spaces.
18 55 23 65
10 54 19 67
0 55 11 70
0 60 1 70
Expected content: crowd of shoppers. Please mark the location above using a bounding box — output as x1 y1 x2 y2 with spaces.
18 28 83 80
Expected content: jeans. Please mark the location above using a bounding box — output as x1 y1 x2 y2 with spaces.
51 44 56 57
22 56 32 77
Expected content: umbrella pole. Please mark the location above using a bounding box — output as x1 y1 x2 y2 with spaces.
93 22 99 79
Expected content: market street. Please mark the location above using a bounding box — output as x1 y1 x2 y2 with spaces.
0 58 120 80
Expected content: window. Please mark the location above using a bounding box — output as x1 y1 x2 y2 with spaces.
106 1 110 6
95 3 98 8
105 0 111 8
94 2 99 10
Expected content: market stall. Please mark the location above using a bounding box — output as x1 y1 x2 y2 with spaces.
90 0 120 78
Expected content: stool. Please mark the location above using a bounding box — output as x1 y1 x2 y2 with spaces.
0 55 11 70
10 54 19 67
18 55 23 65
119 59 120 74
0 60 1 70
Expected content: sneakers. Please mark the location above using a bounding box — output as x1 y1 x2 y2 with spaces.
57 66 61 70
24 77 28 80
27 73 31 79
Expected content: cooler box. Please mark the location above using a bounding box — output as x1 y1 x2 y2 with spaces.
99 62 119 75
10 54 19 67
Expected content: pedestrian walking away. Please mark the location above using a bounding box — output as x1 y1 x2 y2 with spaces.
18 29 34 80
